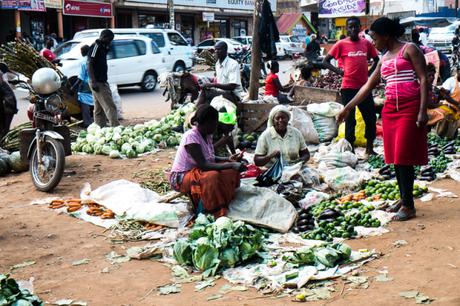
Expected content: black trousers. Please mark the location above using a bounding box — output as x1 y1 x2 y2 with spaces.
0 99 14 139
79 102 94 128
341 88 377 145
395 165 415 209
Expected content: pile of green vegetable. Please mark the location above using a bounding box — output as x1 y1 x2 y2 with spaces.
72 103 195 158
428 154 451 173
173 215 266 276
368 154 385 169
0 151 29 176
364 180 427 199
0 274 43 305
281 243 352 268
237 132 259 150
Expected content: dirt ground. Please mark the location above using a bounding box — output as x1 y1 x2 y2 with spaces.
1 151 460 306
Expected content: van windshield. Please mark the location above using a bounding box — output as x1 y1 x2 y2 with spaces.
55 41 82 59
430 26 455 34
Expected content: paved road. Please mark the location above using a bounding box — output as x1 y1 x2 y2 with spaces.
11 59 295 128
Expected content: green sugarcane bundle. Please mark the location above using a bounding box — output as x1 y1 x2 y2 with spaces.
0 39 64 79
0 122 32 151
197 49 217 70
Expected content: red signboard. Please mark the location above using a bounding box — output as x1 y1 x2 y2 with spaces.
63 0 112 18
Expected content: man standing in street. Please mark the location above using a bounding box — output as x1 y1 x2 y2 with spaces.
323 17 380 156
87 29 119 127
196 41 242 105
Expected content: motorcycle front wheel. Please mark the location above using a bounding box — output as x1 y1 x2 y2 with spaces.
30 137 65 192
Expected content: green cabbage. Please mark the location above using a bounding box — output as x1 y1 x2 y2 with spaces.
314 247 340 268
220 248 239 268
173 239 193 265
192 241 220 276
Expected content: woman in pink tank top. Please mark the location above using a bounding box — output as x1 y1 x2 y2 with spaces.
337 17 429 221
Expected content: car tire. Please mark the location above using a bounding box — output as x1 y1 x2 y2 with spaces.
173 62 186 72
141 72 157 92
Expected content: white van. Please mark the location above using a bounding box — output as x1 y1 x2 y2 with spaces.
56 35 168 91
73 28 194 72
427 22 460 54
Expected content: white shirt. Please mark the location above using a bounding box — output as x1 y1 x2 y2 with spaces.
442 76 458 93
215 56 242 97
419 32 428 46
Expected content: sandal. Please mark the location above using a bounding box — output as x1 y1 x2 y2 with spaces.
392 207 416 221
386 200 402 213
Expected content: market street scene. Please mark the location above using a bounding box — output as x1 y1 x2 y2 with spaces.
1 0 460 305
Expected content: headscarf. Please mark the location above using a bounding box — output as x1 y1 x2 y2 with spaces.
267 105 291 128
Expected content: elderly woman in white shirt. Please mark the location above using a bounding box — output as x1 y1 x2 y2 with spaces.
254 105 310 167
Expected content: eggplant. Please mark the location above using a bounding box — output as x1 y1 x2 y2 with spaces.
299 213 309 220
420 166 434 176
292 227 299 233
444 148 456 155
319 208 342 220
297 219 309 226
442 141 455 150
299 225 310 232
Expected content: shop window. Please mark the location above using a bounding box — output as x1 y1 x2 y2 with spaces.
167 33 188 46
113 41 140 59
144 33 165 48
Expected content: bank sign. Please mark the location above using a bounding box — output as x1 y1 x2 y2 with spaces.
319 0 366 18
129 0 276 11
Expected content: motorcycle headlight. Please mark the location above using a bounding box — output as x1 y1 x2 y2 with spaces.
44 94 65 113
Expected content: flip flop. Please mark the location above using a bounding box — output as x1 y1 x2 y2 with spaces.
392 207 416 222
386 200 402 213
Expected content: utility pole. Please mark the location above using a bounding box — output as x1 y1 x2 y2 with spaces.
248 0 263 101
168 0 175 29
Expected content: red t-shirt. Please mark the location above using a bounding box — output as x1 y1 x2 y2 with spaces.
40 48 56 62
328 37 378 89
265 73 279 96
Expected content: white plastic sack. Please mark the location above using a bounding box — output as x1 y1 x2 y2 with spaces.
299 191 330 210
210 95 237 113
329 138 353 153
318 151 358 169
80 180 192 228
298 167 322 187
290 106 320 144
228 185 297 233
322 166 363 191
281 162 303 183
311 114 338 142
306 102 344 117
110 84 123 120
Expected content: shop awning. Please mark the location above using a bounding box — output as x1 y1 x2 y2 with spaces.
276 13 316 35
400 16 457 27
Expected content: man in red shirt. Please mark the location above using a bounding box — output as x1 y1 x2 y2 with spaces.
40 39 57 63
323 17 380 155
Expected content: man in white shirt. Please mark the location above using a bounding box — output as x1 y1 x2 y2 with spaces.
419 28 428 46
197 41 242 105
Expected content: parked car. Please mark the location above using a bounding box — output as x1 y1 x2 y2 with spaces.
427 22 460 54
72 28 194 72
55 35 168 91
278 35 304 57
232 35 285 58
194 38 244 55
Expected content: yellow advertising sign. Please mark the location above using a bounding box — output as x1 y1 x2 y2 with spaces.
44 0 62 8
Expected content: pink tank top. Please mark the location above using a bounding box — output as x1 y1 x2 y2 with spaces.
380 44 420 106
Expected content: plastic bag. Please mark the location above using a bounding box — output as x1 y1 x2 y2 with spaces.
299 191 331 210
311 114 338 142
228 185 297 233
110 83 124 120
281 162 303 183
336 108 366 147
299 167 322 187
290 106 320 144
256 155 284 187
241 164 263 179
318 151 358 169
307 102 344 117
329 138 353 153
322 166 363 191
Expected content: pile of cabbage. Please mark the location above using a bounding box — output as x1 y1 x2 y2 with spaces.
173 215 267 277
71 103 195 158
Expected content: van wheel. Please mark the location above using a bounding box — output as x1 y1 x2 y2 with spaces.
173 62 186 72
141 72 157 92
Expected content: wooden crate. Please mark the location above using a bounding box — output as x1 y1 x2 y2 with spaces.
237 103 275 133
293 85 341 105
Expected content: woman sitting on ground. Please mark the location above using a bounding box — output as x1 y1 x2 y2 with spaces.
169 104 246 217
254 105 310 167
264 61 291 104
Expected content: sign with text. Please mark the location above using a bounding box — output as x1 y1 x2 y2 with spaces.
20 0 46 11
202 12 215 22
127 0 276 11
1 0 36 9
63 0 112 18
319 0 366 18
44 0 62 8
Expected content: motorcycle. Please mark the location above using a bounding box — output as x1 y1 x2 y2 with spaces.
12 68 71 192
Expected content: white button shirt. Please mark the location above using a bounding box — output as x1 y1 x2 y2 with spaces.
215 56 243 98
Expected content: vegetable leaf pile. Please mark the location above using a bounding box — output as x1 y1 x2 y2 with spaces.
0 274 43 306
173 215 266 276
